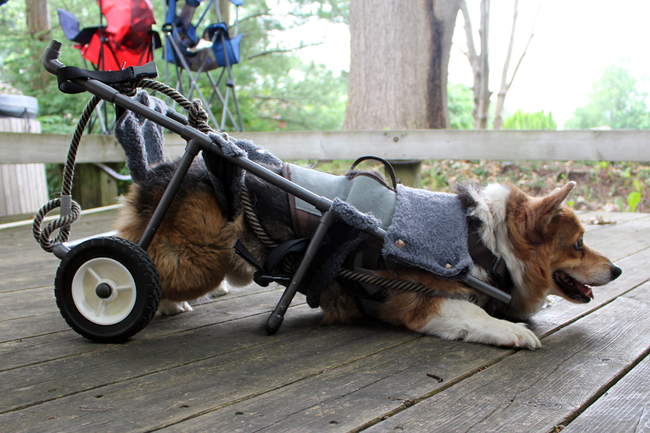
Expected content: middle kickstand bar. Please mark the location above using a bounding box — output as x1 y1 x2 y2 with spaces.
265 209 337 335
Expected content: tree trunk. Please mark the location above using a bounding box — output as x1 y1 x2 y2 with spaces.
476 0 490 129
219 0 230 26
344 0 460 130
25 0 50 42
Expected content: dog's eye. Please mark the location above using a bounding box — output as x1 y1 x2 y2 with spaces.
575 237 584 252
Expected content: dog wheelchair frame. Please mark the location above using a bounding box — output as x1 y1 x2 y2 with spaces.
36 40 510 343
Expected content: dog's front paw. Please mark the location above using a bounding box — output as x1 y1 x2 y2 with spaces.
479 320 542 349
158 299 194 316
419 300 542 350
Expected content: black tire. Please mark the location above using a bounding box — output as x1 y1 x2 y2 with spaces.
54 236 161 343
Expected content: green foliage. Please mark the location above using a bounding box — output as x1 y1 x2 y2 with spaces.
38 114 79 134
0 1 91 120
564 65 650 129
224 0 348 130
447 82 474 129
503 109 557 130
627 191 641 212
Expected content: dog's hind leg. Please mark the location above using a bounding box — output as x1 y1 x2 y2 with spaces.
319 282 363 324
158 299 193 315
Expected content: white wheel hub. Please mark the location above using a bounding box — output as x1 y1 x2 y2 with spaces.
71 257 137 325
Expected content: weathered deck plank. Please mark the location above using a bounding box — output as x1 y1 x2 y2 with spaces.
560 346 650 433
0 209 648 433
155 241 650 433
157 338 507 433
360 282 650 433
1 322 420 432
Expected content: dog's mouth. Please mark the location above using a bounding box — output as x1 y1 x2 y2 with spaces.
553 270 594 303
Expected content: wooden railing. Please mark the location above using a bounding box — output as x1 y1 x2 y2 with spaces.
3 129 649 164
2 129 649 209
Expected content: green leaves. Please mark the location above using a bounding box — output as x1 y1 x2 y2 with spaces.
627 191 641 212
447 82 474 129
503 109 557 130
564 65 650 130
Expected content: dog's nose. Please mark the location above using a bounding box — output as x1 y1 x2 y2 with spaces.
611 264 622 280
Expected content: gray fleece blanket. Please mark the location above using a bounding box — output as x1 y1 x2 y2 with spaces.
114 90 167 182
382 185 473 280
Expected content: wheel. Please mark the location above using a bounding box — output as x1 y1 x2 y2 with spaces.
55 236 161 343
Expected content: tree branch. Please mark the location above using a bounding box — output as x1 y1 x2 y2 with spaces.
239 11 272 23
246 42 324 61
506 4 541 90
452 41 469 59
459 0 478 70
493 3 540 129
498 0 519 96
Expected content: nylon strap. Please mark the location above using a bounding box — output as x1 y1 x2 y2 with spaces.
467 217 513 292
262 238 309 274
56 62 158 94
232 238 264 273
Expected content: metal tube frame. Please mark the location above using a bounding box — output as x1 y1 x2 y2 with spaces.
42 40 511 336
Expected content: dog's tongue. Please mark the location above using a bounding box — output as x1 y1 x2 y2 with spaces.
577 282 594 299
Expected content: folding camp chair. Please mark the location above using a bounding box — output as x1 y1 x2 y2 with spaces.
163 0 244 131
57 0 160 133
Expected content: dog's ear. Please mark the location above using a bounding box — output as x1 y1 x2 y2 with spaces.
530 181 576 238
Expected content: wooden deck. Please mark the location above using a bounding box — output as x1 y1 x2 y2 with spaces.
1 208 649 432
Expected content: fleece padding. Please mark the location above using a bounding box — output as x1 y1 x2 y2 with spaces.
114 90 166 183
382 185 473 280
288 164 396 230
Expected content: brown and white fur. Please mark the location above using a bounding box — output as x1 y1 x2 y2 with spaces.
115 165 621 349
363 181 621 349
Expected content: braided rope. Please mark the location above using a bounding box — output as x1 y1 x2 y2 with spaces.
240 184 278 249
135 79 230 139
337 269 445 296
32 95 99 252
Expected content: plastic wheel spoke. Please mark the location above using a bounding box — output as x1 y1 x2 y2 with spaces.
95 301 106 318
115 284 134 293
87 267 103 284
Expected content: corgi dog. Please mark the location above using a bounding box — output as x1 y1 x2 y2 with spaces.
115 161 621 349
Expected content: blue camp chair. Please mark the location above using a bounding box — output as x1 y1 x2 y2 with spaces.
57 8 102 47
163 0 244 131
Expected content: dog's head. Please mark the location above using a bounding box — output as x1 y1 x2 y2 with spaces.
502 182 621 318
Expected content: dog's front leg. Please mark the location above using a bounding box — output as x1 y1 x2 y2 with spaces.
418 299 541 349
